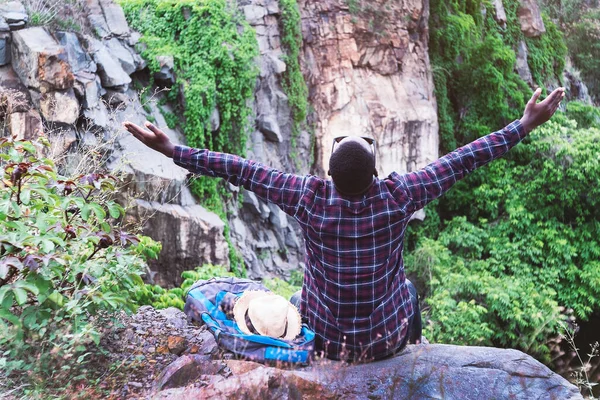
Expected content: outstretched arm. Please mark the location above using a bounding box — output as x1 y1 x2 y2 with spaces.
122 121 307 215
396 87 565 212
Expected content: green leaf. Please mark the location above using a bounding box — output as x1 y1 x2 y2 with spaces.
101 221 111 233
21 307 39 329
19 142 36 154
30 275 52 302
16 281 40 296
20 189 31 205
0 308 19 325
0 286 11 307
81 204 91 221
31 187 49 202
12 288 27 306
10 201 21 218
89 203 106 220
107 202 124 219
40 239 55 253
47 291 65 307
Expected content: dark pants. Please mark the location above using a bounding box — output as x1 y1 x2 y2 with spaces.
405 279 423 344
289 278 423 345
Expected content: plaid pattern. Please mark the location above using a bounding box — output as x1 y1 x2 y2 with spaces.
173 120 526 360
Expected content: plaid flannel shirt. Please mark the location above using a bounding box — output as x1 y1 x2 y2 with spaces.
173 120 526 360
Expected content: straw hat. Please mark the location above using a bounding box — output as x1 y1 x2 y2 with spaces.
233 291 302 341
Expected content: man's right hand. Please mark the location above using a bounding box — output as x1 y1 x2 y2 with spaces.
123 121 175 158
519 87 565 134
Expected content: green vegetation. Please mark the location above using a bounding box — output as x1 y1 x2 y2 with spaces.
407 116 600 362
120 0 260 275
0 137 160 394
133 264 234 309
410 0 600 363
263 273 302 300
134 264 301 310
279 0 309 156
566 101 600 129
541 1 600 99
429 0 566 150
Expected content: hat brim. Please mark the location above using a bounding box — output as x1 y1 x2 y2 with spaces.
232 291 302 341
233 290 270 335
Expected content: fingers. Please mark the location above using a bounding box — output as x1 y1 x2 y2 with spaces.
548 88 565 111
123 121 153 143
548 87 565 102
144 121 167 139
528 87 542 106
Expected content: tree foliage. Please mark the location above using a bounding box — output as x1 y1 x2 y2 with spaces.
0 137 160 389
420 0 600 363
406 116 600 362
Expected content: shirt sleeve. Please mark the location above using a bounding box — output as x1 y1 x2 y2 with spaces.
395 120 527 212
173 146 306 216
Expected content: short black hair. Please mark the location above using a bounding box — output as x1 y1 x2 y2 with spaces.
328 141 376 195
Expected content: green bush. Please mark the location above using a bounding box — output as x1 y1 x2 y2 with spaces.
406 119 600 362
133 263 234 310
566 101 600 129
263 276 301 300
0 137 160 391
133 264 303 309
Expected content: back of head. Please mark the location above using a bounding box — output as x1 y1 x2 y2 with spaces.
328 141 376 195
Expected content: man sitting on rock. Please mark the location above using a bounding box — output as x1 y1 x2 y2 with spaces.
123 87 565 361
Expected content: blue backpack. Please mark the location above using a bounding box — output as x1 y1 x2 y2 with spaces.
184 277 315 365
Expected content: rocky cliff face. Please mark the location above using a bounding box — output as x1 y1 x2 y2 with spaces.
0 0 590 286
300 0 439 189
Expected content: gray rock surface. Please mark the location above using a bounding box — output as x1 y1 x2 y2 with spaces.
564 61 593 104
100 0 130 36
256 114 283 142
0 1 27 31
98 305 211 398
105 38 137 75
0 32 10 66
87 0 111 38
516 40 533 86
492 0 507 28
11 27 74 91
39 89 80 125
518 0 546 37
55 31 96 74
7 109 43 140
87 37 132 89
152 343 583 399
154 55 176 86
0 17 9 33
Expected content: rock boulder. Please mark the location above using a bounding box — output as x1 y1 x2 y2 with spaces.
518 0 546 37
11 27 74 91
153 344 583 399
